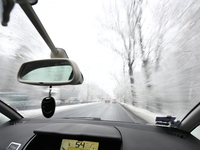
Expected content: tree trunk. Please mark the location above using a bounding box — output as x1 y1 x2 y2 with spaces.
142 60 151 88
128 62 136 105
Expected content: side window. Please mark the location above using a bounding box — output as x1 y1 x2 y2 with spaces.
0 113 10 125
191 125 200 140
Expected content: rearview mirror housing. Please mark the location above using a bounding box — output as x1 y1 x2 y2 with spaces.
17 58 83 86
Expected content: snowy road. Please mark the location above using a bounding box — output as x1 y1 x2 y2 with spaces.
20 102 149 124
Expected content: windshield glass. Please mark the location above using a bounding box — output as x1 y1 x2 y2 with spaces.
0 0 199 124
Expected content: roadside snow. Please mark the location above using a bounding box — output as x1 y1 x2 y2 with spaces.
119 102 162 124
19 103 100 118
19 102 162 124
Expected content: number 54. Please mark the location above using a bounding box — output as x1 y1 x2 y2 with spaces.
75 141 85 148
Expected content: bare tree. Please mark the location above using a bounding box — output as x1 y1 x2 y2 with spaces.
99 0 144 104
136 0 167 87
135 0 154 88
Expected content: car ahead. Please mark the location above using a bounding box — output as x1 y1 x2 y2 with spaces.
112 99 116 104
104 99 110 103
0 1 200 150
67 97 80 104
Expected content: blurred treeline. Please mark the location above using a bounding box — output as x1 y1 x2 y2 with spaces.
99 0 200 118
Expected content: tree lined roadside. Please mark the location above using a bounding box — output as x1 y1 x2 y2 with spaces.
99 0 200 117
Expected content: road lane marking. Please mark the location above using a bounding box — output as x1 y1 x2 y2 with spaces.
87 113 93 117
118 103 140 123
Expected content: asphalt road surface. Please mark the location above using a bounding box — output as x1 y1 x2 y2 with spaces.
51 102 147 124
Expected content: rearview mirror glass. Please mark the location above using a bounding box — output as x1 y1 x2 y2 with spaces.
18 58 83 86
21 63 73 82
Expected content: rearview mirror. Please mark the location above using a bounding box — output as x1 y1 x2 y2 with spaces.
17 58 83 86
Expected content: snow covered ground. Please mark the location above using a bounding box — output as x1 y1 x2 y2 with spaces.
19 102 100 118
119 102 163 124
19 101 162 125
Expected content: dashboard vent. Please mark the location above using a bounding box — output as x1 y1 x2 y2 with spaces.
167 130 188 139
169 132 185 138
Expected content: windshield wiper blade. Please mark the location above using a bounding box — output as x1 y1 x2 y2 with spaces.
64 117 101 121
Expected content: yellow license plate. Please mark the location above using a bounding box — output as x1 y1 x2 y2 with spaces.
60 139 99 150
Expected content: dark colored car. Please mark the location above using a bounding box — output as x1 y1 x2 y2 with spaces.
105 99 110 103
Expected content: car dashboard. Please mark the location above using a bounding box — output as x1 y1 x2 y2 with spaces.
0 118 200 150
25 123 121 150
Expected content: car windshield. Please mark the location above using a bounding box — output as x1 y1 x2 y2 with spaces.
0 0 199 124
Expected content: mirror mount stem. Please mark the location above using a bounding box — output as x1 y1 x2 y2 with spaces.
19 2 59 56
51 48 69 58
